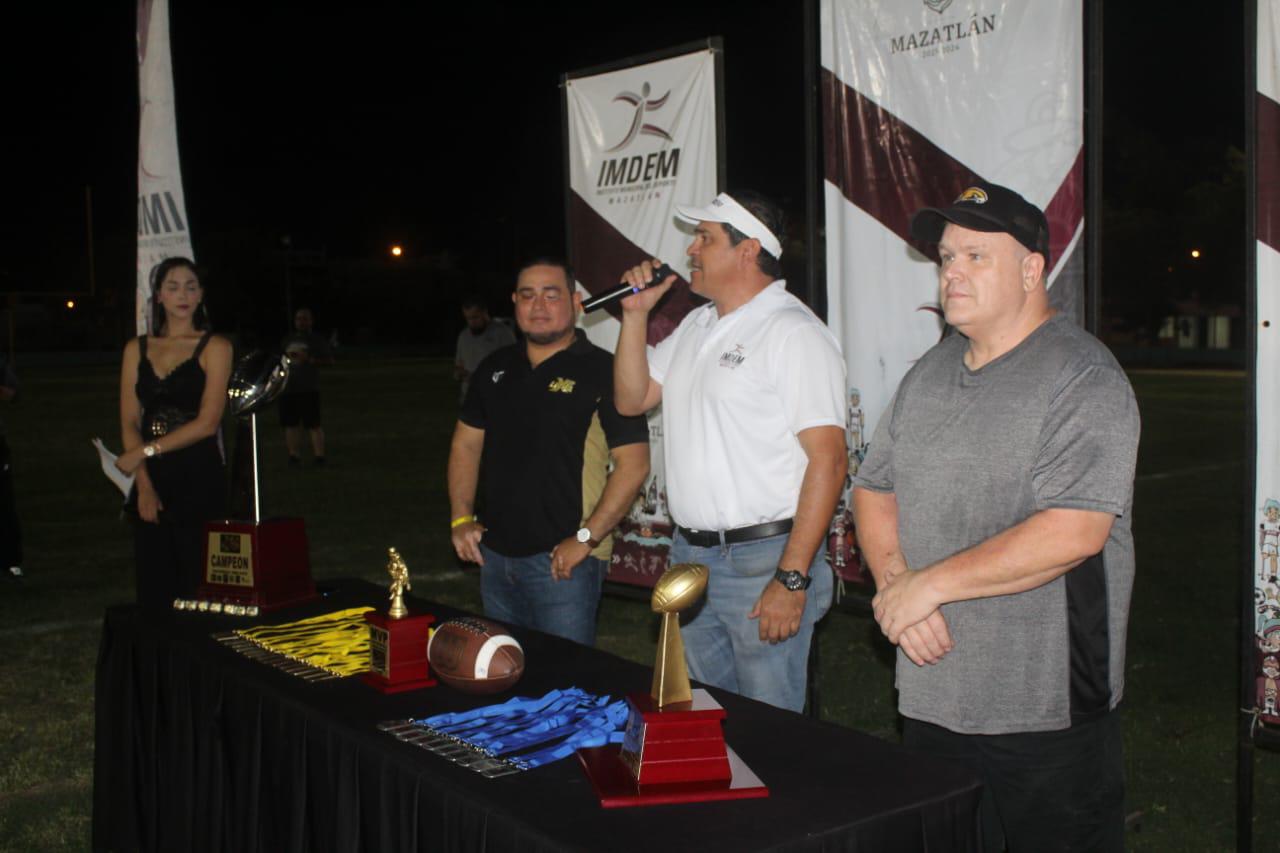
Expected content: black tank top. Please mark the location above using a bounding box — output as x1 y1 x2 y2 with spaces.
136 332 211 438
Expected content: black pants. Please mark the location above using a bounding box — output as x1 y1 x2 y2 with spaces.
903 710 1126 853
133 516 206 609
0 437 21 569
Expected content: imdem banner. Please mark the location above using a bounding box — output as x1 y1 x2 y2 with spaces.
820 0 1084 584
136 0 194 334
563 44 721 587
1253 0 1280 727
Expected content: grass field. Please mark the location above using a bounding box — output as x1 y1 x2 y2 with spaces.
0 358 1269 851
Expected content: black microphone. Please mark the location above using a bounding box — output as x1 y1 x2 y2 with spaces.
581 263 677 313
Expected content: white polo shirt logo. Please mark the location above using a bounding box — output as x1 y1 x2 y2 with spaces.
491 370 505 383
718 344 746 369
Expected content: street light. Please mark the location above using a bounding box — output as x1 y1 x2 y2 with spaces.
65 300 76 309
1190 249 1201 259
390 245 403 258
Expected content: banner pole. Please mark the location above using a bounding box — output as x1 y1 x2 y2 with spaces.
803 0 823 319
1085 0 1103 336
1240 1 1259 849
560 72 573 269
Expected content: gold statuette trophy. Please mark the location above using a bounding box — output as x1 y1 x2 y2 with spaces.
362 548 436 693
576 563 769 806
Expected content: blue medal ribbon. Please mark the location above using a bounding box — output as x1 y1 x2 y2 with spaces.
409 688 628 769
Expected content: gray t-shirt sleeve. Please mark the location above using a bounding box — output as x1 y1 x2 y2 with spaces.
1032 364 1140 516
852 390 898 493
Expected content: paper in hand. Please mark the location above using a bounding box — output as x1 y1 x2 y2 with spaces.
92 438 135 498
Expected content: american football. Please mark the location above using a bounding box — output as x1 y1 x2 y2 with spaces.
651 562 709 613
427 617 525 694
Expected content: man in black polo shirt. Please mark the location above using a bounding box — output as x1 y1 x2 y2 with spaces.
447 258 649 645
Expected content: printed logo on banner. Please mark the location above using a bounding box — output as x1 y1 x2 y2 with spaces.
1258 498 1280 723
889 9 998 57
595 81 682 206
611 418 674 585
827 387 869 585
605 83 673 152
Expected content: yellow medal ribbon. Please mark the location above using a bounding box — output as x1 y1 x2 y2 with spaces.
234 607 375 676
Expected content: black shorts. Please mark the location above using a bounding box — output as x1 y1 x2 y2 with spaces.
278 391 322 428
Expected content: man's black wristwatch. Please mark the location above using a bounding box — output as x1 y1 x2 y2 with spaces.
774 568 812 591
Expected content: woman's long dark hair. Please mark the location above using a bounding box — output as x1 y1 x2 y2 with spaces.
149 257 209 335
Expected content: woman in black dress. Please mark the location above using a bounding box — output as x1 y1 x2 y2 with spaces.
116 258 233 608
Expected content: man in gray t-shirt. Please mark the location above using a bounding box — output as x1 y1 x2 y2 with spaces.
853 182 1139 853
455 299 515 402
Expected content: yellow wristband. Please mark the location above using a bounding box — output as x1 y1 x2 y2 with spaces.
450 515 476 529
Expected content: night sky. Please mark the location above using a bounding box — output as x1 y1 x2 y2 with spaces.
2 1 1246 344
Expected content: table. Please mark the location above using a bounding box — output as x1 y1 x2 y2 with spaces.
93 580 980 852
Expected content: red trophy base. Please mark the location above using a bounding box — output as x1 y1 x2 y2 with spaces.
576 689 768 808
362 611 436 694
197 518 318 611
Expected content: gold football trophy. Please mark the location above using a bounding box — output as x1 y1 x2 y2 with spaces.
650 562 708 706
576 562 768 805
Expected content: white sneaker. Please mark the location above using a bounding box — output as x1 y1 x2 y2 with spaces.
7 566 22 578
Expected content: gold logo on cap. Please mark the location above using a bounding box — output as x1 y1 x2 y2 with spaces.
955 187 989 204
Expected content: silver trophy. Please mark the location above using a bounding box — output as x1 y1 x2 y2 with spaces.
227 350 291 522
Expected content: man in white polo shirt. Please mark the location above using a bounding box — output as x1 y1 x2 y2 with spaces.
613 190 847 712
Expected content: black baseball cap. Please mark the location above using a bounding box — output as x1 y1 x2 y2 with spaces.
910 181 1051 265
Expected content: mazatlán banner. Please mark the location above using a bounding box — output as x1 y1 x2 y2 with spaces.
563 45 721 587
1252 0 1280 727
820 0 1084 585
136 0 195 335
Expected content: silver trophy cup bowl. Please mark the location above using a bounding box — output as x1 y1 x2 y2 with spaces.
227 350 291 522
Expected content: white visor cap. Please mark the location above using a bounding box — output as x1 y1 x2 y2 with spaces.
675 193 783 259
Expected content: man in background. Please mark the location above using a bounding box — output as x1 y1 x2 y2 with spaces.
455 296 515 402
279 307 333 467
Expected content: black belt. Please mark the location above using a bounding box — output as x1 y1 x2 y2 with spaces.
676 518 794 548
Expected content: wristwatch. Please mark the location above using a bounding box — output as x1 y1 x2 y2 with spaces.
774 568 812 591
576 527 601 548
143 443 161 458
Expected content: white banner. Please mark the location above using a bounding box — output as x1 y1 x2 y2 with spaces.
563 46 720 587
820 0 1084 443
136 0 194 335
819 0 1084 585
1253 0 1280 725
564 47 718 351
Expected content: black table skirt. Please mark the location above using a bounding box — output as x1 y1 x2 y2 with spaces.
93 580 981 852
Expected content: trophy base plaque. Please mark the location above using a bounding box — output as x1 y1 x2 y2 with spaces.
576 689 768 807
197 518 318 612
362 611 436 694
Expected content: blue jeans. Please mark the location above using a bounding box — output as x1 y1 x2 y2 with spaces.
670 531 833 712
479 543 605 646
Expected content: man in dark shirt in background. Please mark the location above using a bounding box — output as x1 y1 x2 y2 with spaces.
279 307 333 467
